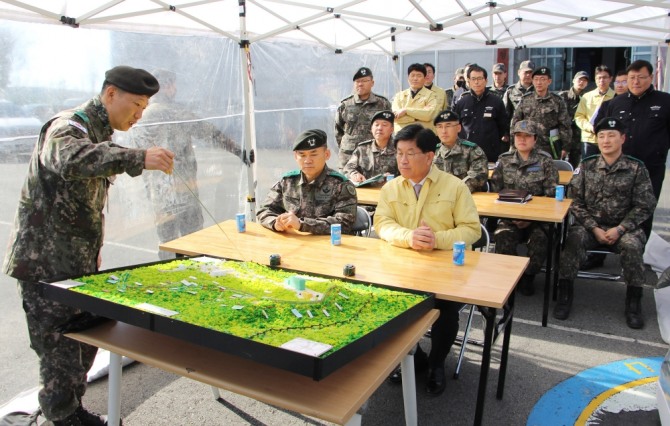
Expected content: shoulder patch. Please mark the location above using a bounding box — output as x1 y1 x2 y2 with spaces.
67 119 88 135
327 170 348 181
282 169 301 178
346 184 356 196
461 140 477 148
624 155 645 165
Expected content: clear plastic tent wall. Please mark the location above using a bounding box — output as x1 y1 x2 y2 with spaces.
0 20 399 268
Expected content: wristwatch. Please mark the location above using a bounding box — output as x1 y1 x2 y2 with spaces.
616 226 625 236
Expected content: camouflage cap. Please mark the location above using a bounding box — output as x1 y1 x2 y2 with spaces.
492 63 506 73
573 70 589 81
595 117 626 134
370 110 394 125
353 67 373 81
532 66 552 78
518 60 535 72
293 129 327 151
434 109 460 125
512 120 537 135
104 66 159 96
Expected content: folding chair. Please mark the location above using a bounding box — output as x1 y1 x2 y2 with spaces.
351 206 372 237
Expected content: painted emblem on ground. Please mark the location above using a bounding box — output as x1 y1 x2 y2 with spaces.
527 357 662 425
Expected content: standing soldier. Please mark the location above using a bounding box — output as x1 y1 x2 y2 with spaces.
558 70 590 168
511 66 572 159
335 67 391 170
490 120 559 296
488 63 509 98
503 60 535 123
554 118 656 328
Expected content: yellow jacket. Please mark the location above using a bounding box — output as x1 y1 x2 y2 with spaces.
574 87 615 144
375 166 481 249
392 87 439 132
427 84 448 112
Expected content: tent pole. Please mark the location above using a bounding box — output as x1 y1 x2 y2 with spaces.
664 41 669 93
238 0 258 220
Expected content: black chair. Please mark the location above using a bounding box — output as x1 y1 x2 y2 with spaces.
351 206 372 237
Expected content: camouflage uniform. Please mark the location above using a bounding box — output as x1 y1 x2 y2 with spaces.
131 100 243 259
511 92 572 159
343 138 398 184
433 138 488 193
559 154 656 287
488 84 508 99
557 86 584 168
256 165 357 234
490 148 559 275
2 96 147 420
335 93 391 170
503 82 534 125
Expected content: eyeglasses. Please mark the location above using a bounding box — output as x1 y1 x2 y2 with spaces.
355 78 373 84
628 74 650 82
395 151 424 160
469 77 486 82
614 81 628 86
533 77 549 82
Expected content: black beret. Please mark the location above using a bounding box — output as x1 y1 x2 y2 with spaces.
434 110 460 125
370 110 394 125
293 129 327 151
104 66 160 96
532 66 552 78
595 117 626 134
353 67 373 81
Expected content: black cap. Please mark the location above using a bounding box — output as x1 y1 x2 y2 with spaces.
532 66 552 78
434 110 460 125
353 67 373 81
104 66 160 96
371 110 394 125
293 129 327 151
595 117 626 134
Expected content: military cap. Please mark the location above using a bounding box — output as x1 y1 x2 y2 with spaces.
518 60 535 72
573 71 589 81
512 120 537 135
370 110 394 125
454 67 465 77
434 110 460 125
492 63 506 73
104 66 160 96
532 66 552 78
595 117 626 134
293 129 327 151
353 67 373 81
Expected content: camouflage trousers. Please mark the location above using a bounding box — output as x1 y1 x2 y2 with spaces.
18 280 98 421
494 220 549 275
559 225 647 287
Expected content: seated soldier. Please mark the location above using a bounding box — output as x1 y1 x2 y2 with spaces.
490 120 559 296
432 110 488 193
343 110 399 185
256 129 357 234
554 118 656 328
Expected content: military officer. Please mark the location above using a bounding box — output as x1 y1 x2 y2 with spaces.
554 118 656 328
432 110 488 193
343 110 398 185
2 66 174 426
558 70 590 168
511 66 572 159
335 67 391 170
503 60 535 124
490 120 559 296
488 62 509 98
257 129 357 235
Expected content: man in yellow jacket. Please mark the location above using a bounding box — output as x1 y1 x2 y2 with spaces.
574 65 615 158
392 63 439 133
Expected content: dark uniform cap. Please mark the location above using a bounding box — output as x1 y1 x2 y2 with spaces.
434 110 460 125
518 60 535 72
104 66 160 96
512 120 537 135
353 67 373 81
573 71 589 81
293 129 328 151
595 117 626 134
532 66 552 78
492 63 506 73
370 110 394 125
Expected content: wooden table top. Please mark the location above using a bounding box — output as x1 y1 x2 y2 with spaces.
160 221 528 309
488 169 573 185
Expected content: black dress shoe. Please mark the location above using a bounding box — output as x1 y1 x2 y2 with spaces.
580 253 605 270
426 368 446 396
387 351 429 384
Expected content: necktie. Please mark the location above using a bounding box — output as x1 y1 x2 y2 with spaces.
414 183 422 199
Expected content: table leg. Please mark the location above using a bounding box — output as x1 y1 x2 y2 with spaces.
108 352 122 426
474 307 495 426
542 225 554 327
497 293 515 399
210 386 221 400
400 353 417 426
345 413 362 426
552 221 564 301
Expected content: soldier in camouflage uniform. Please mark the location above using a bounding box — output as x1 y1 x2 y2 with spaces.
554 118 656 329
558 70 590 169
491 120 559 296
335 67 391 170
257 129 357 235
432 110 488 193
511 66 572 159
2 66 174 425
503 60 535 127
343 110 398 184
488 63 509 99
131 69 247 260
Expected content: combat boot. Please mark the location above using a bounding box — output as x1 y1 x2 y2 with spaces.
553 279 573 320
625 286 644 329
